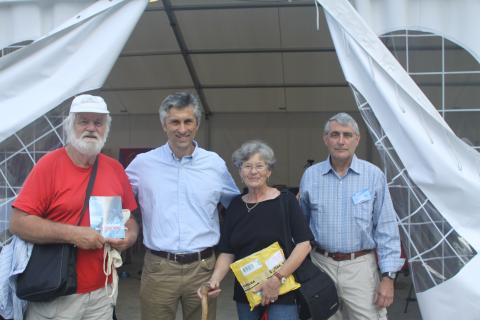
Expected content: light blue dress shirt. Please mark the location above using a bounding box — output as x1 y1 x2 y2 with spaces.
299 155 404 273
126 142 239 253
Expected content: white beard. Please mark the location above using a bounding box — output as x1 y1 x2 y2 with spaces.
69 132 105 157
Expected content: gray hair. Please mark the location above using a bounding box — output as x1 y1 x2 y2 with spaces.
159 92 203 126
324 112 360 136
63 113 112 144
232 140 276 169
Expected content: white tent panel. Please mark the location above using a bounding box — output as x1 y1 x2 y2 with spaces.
0 0 147 143
0 0 94 50
416 255 480 319
350 0 480 65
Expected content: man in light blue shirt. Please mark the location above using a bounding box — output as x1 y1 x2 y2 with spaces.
126 92 239 320
299 112 404 320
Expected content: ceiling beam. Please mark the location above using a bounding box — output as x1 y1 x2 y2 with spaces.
119 47 337 58
102 83 349 92
118 44 467 58
161 0 212 118
146 2 314 12
101 80 480 92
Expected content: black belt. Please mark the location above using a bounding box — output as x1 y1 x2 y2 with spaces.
315 248 373 261
149 247 214 264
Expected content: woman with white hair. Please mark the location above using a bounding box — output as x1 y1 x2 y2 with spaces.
200 140 313 320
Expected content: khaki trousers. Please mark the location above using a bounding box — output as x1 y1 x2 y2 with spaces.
140 250 217 320
311 251 388 320
25 287 114 320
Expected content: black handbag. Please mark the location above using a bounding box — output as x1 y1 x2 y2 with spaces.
279 191 339 320
16 157 98 302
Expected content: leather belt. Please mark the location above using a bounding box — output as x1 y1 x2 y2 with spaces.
315 247 373 261
149 247 214 264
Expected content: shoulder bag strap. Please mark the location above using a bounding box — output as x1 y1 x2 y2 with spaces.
278 190 295 257
76 156 99 226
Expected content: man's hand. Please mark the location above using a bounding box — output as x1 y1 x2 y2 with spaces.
106 228 137 252
375 277 394 308
72 226 105 249
106 217 139 251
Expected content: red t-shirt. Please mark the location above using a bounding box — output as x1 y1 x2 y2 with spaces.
13 148 137 293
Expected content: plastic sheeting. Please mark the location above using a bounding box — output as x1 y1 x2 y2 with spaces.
0 0 148 143
318 0 480 319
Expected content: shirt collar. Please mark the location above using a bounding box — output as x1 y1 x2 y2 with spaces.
322 154 360 175
166 140 199 161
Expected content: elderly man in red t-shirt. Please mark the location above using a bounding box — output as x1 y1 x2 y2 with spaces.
10 94 138 320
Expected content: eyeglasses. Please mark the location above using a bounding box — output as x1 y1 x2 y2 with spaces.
241 163 268 172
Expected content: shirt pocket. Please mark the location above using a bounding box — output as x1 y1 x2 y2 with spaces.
352 199 373 229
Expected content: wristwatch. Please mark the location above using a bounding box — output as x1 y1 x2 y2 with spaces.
381 272 397 280
274 272 286 284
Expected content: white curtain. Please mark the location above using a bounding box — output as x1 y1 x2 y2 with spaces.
319 0 480 319
0 0 148 143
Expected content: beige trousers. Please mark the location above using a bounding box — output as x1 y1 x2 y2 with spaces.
311 251 388 320
25 286 114 320
140 250 217 320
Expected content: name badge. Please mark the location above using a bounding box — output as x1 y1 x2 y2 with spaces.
352 189 371 205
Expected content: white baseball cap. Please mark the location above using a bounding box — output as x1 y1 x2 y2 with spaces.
70 94 109 114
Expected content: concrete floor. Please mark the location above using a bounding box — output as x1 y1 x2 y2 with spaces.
115 250 422 320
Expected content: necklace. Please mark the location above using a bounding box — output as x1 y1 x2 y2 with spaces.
245 201 260 213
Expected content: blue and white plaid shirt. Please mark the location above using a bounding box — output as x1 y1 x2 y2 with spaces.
299 155 404 273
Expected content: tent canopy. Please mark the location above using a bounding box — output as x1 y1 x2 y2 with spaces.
100 0 355 116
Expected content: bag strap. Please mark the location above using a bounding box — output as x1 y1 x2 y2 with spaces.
278 190 295 257
76 157 99 226
279 190 318 282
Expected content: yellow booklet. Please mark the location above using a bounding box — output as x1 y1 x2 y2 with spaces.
230 242 301 310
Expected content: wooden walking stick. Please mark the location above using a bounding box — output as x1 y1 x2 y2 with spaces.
200 283 210 320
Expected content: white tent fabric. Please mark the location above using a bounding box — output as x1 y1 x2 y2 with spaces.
0 0 147 143
318 0 480 319
349 0 480 64
0 0 95 50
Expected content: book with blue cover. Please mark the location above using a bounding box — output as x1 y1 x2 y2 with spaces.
89 196 125 239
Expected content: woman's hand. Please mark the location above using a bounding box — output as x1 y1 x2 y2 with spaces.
197 281 222 299
254 276 281 306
